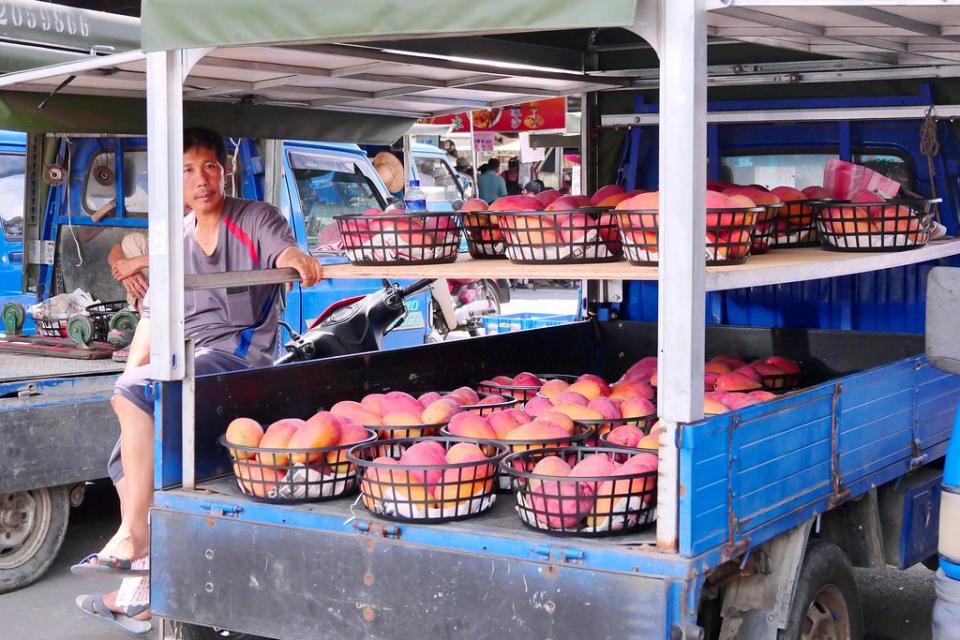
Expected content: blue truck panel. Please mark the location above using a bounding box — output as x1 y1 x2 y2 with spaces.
681 357 960 557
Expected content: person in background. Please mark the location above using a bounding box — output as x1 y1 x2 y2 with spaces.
522 181 543 196
107 233 148 312
477 157 507 204
502 157 521 195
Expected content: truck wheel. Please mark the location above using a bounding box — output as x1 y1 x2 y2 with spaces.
779 541 863 640
0 486 70 593
175 622 274 639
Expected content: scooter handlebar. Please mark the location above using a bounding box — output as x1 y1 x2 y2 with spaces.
399 278 435 299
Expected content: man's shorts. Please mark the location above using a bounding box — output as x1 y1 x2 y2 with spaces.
107 348 252 483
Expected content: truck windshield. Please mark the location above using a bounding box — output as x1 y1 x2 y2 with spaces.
0 154 24 241
414 156 464 204
83 149 149 217
288 150 385 251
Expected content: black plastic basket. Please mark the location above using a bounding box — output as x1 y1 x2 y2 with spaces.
598 431 659 462
810 198 939 252
476 373 579 403
334 212 461 265
460 211 506 259
349 436 509 523
615 207 762 266
501 446 658 536
496 209 623 264
760 371 802 391
220 429 377 504
455 391 520 415
769 199 822 248
750 203 783 255
576 413 658 444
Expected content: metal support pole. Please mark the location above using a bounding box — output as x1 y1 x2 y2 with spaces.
655 0 708 552
146 50 185 381
468 113 479 194
182 339 195 490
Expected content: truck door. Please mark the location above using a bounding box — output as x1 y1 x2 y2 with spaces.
412 152 465 211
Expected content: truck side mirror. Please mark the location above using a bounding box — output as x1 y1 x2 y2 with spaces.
926 267 960 374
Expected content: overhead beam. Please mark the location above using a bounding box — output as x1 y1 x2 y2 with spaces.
601 104 960 127
830 6 943 37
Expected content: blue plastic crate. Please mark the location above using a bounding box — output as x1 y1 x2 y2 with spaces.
481 313 576 334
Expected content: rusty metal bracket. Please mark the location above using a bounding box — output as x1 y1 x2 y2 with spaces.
720 537 751 563
353 519 401 539
829 383 846 505
531 544 585 565
727 414 742 549
199 502 243 517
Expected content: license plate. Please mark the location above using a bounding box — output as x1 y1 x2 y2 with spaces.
394 311 425 331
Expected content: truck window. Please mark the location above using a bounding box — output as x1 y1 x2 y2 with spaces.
83 149 149 217
721 153 836 189
288 150 385 251
414 156 464 203
0 154 24 241
721 151 915 191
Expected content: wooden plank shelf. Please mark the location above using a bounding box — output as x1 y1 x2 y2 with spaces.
320 239 960 291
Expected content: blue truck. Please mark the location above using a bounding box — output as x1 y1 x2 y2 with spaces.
0 134 432 593
3 2 960 638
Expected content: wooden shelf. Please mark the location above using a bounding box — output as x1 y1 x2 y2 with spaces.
321 239 960 291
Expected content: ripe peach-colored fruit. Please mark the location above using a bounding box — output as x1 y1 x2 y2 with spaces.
256 419 303 466
567 379 604 401
538 379 570 399
620 398 656 419
445 442 486 464
437 456 493 508
513 372 542 387
587 397 621 421
504 422 570 452
535 189 563 207
705 360 733 374
714 372 762 392
381 412 422 426
609 380 655 401
550 404 604 421
504 215 558 244
570 453 617 480
704 398 729 415
399 441 447 486
528 457 594 529
487 410 524 439
233 461 284 498
588 453 658 527
445 412 497 440
523 395 555 418
381 391 424 417
360 456 398 505
763 356 801 374
706 190 734 210
460 198 489 212
544 195 581 211
325 423 373 474
360 393 387 415
288 412 342 463
589 184 626 206
449 386 481 405
476 394 507 407
719 393 759 410
554 391 589 407
771 186 807 202
540 411 576 435
595 192 637 207
712 355 748 369
753 362 784 376
555 213 590 244
330 400 381 425
704 373 719 390
734 366 762 383
417 391 443 407
749 390 778 401
489 375 514 386
605 424 646 448
506 409 532 424
532 455 572 477
421 398 461 425
225 417 264 460
616 191 660 211
489 195 544 212
802 186 832 199
635 433 660 449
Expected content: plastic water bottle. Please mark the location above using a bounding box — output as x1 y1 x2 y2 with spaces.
404 180 427 212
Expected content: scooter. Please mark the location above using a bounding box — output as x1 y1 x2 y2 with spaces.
430 278 503 339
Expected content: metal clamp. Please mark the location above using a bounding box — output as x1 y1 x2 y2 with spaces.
531 544 585 564
353 519 401 539
200 502 243 517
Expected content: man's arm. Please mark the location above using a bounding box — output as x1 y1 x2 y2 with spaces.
107 243 123 267
124 317 151 371
276 246 322 288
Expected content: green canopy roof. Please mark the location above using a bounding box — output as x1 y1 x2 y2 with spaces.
0 90 413 144
141 0 638 52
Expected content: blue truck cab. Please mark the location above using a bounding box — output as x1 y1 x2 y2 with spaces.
0 130 34 332
408 142 471 211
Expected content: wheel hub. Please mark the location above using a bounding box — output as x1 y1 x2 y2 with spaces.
0 489 52 570
802 583 851 640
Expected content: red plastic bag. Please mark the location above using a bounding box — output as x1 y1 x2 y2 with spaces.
823 159 901 200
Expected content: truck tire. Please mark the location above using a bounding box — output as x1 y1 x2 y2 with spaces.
0 486 70 594
175 622 274 640
779 540 864 640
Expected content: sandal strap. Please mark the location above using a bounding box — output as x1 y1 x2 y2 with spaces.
124 602 150 617
82 593 116 621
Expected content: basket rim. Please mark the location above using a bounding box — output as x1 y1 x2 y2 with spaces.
614 205 765 214
334 211 461 220
597 430 657 446
475 373 579 392
572 413 657 427
809 197 942 207
220 430 378 456
440 422 593 445
346 435 510 468
499 445 658 481
488 207 611 216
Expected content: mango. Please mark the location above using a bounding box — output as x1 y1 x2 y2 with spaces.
538 379 569 399
421 398 461 425
445 412 497 440
224 417 263 460
325 423 374 475
523 396 555 418
549 404 604 421
609 380 654 401
233 461 284 498
256 419 303 466
288 412 342 463
566 380 603 401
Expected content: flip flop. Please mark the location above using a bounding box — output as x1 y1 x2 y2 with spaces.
70 552 149 578
75 593 152 637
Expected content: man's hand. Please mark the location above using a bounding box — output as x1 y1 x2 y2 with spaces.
120 272 149 301
112 257 139 281
276 246 322 288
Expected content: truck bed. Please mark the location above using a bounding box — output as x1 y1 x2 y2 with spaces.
0 352 123 384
